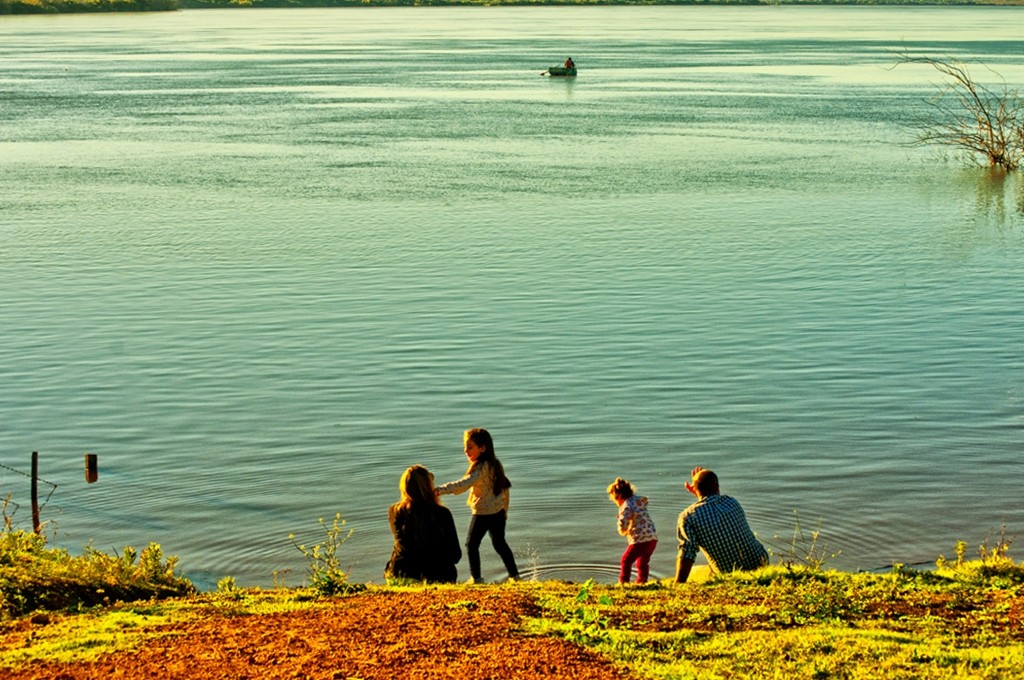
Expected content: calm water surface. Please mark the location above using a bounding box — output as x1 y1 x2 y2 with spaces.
1 7 1023 587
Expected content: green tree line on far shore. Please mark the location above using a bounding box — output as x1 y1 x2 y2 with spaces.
4 0 1024 16
1 0 177 13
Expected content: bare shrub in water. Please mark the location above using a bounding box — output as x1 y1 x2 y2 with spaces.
898 54 1024 171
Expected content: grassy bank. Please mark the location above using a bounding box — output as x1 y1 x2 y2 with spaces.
0 529 194 619
2 570 1023 677
2 525 1022 678
531 562 1024 678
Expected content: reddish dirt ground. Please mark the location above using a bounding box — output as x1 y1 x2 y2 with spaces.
2 588 625 680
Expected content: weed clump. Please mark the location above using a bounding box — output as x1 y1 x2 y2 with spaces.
290 513 365 596
0 529 195 619
936 529 1024 586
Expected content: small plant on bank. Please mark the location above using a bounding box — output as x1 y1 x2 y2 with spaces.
289 513 364 596
897 53 1024 171
936 526 1022 585
765 514 840 571
541 579 614 645
2 494 14 532
272 569 291 589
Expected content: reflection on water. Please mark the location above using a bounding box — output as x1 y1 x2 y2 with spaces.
941 168 1024 254
965 168 1022 220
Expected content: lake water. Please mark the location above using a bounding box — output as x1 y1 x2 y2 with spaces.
1 6 1023 588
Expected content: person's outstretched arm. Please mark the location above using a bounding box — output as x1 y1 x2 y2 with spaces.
435 466 480 496
675 553 694 584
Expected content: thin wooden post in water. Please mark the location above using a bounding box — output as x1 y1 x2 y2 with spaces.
31 451 40 534
85 453 98 484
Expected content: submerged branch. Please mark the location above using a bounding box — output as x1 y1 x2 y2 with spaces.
896 52 1024 171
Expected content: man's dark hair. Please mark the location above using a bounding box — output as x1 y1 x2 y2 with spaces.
694 469 720 497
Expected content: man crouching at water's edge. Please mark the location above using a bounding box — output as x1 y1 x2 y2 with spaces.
675 467 768 584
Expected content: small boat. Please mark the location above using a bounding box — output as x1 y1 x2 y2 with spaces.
542 65 577 78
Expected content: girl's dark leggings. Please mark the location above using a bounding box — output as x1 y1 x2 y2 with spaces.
466 510 519 580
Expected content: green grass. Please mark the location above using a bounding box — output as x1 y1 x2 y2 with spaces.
0 608 176 667
0 588 342 667
4 566 1021 677
3 521 1022 678
526 561 1024 679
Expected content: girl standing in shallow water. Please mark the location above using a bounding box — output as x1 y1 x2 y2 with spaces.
608 477 658 584
436 428 520 583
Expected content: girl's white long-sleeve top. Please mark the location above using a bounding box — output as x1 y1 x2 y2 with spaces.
436 463 509 516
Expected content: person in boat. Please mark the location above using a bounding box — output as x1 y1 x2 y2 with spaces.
385 465 462 583
675 467 768 583
564 57 575 70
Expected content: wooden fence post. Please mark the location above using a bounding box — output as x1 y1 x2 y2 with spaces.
31 451 40 534
85 453 98 483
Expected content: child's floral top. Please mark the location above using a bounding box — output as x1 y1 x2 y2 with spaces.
617 495 658 544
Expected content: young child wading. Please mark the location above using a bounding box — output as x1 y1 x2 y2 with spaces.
436 428 520 583
607 478 658 584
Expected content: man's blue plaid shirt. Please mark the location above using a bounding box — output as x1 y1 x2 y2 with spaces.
677 494 768 573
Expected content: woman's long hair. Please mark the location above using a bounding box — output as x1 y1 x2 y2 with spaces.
397 465 440 511
465 428 511 497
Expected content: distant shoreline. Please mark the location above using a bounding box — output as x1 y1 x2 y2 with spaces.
4 0 1024 17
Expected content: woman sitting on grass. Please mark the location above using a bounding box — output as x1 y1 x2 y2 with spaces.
385 465 462 583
